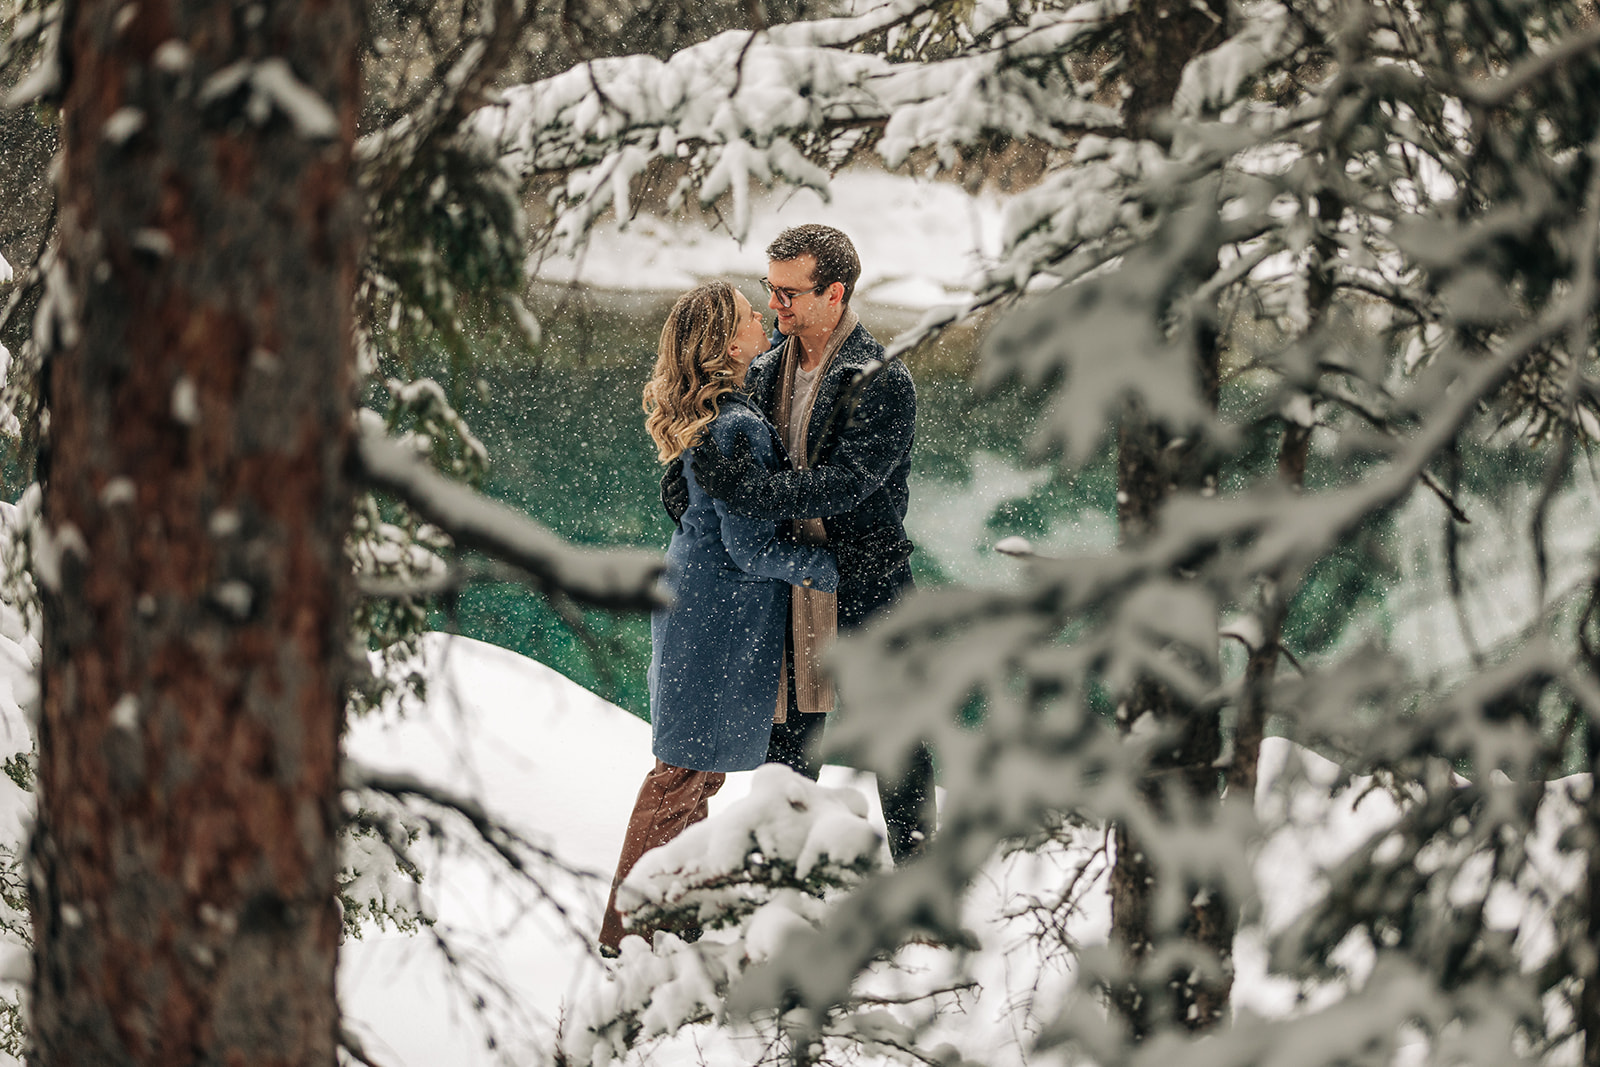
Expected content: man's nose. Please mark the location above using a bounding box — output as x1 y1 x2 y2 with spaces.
768 291 784 311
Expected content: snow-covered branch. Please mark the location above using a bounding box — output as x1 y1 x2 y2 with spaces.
1455 20 1600 108
352 431 665 611
357 0 529 174
480 0 1123 245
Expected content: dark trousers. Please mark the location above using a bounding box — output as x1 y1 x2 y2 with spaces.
764 628 935 863
600 759 725 953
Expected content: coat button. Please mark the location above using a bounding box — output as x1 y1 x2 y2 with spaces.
802 577 813 587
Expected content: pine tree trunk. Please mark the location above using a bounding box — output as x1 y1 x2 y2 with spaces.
1585 712 1600 1067
1584 577 1600 1067
1228 184 1336 801
1111 379 1228 1036
32 0 360 1062
1107 0 1227 1032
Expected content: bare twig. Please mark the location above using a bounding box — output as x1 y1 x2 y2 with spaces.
1437 447 1483 659
1418 469 1470 525
339 1026 393 1067
347 763 594 884
1457 20 1600 107
347 762 606 963
1220 630 1306 675
847 980 979 1007
729 29 762 99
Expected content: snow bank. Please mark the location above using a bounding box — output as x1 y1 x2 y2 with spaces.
336 633 1595 1067
338 633 904 1065
0 614 1575 1065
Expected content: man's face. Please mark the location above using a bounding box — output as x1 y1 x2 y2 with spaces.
766 255 837 337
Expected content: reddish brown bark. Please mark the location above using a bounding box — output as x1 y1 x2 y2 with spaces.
33 0 361 1062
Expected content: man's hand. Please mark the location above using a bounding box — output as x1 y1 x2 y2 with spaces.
834 526 914 583
660 456 689 529
691 433 761 503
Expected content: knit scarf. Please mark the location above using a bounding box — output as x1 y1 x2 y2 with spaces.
770 308 858 722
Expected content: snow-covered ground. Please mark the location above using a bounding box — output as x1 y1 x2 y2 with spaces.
334 632 1581 1067
339 633 920 1065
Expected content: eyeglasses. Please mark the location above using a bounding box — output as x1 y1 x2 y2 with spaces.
761 278 829 308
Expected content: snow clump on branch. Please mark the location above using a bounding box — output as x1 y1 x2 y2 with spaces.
479 0 1122 247
565 765 890 1065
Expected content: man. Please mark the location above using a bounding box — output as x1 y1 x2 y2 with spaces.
663 223 934 862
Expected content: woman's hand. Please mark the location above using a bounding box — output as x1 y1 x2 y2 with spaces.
660 457 689 529
691 433 762 504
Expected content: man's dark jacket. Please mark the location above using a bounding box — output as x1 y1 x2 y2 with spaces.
727 320 915 627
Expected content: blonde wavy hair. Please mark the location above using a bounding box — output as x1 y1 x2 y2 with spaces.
643 281 745 462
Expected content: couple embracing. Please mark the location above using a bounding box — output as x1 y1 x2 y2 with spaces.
599 224 936 956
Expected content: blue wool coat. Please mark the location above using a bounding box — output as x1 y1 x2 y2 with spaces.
650 392 839 772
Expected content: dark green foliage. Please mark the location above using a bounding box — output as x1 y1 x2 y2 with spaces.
361 135 539 386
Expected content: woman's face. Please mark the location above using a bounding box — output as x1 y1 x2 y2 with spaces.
728 291 769 372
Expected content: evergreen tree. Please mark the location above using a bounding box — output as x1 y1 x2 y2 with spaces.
1 0 669 1058
33 0 361 1058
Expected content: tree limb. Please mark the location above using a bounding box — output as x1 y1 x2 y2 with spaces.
352 431 665 611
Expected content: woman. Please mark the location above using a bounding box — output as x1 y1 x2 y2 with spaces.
599 281 839 956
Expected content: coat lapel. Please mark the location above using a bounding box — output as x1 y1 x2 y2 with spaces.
749 321 870 464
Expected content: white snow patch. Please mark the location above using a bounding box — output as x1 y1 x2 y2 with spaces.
249 58 340 139
329 634 1590 1067
101 107 145 145
170 376 199 425
529 169 1006 310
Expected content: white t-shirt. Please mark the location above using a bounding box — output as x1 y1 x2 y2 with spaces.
787 361 823 460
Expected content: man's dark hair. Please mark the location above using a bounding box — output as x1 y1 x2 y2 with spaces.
766 224 861 307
